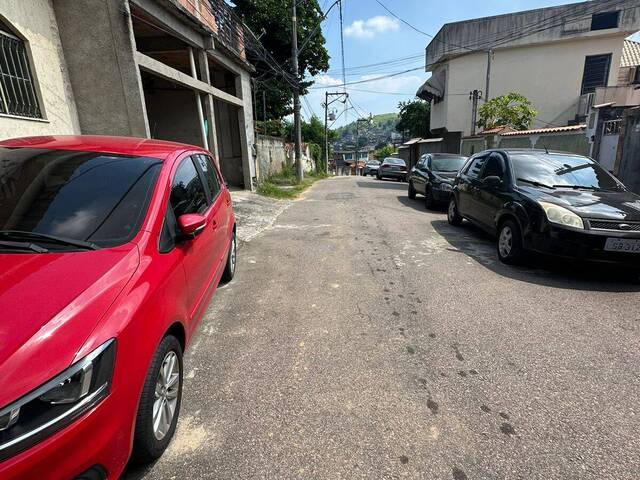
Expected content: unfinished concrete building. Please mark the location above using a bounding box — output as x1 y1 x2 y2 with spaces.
0 0 256 189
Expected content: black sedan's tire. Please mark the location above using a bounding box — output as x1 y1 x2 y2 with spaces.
131 335 184 464
408 181 416 199
221 231 237 283
425 186 435 210
447 197 463 226
376 173 382 180
497 219 525 265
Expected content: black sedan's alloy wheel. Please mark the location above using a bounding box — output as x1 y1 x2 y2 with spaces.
447 198 463 226
131 335 184 464
497 219 525 265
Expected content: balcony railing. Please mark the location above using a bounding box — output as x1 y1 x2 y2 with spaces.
207 0 245 59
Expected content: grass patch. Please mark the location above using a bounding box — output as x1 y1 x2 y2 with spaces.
257 165 328 199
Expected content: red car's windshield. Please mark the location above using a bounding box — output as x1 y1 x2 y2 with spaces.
0 148 161 250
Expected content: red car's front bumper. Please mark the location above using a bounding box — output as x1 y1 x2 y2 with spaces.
0 388 134 480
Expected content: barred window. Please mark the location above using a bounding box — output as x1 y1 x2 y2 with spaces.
0 20 41 118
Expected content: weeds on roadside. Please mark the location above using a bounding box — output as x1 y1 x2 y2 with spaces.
257 165 328 199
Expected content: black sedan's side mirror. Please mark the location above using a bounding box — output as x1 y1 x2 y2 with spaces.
483 176 503 188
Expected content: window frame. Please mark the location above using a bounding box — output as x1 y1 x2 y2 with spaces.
479 152 507 181
0 17 45 120
590 11 620 31
580 54 612 95
193 154 222 204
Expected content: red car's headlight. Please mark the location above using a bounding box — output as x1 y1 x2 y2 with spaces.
0 339 116 462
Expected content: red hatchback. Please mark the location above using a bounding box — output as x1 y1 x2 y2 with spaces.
0 136 237 479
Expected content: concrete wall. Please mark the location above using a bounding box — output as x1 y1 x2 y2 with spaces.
256 135 287 178
0 0 80 139
497 133 590 156
435 35 628 137
53 0 148 137
460 138 487 156
427 1 640 67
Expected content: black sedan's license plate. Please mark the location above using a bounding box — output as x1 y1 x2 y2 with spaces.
604 238 640 253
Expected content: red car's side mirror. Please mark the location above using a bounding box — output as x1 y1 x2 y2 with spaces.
178 214 207 238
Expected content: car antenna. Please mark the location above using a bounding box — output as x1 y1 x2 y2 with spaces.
543 145 549 154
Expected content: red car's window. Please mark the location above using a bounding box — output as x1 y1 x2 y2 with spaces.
169 157 208 218
0 147 161 250
194 154 221 201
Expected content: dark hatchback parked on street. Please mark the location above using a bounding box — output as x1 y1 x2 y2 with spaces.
408 153 468 209
447 149 640 266
376 158 407 181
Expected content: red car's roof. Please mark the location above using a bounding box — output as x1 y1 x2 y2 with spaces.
0 135 205 160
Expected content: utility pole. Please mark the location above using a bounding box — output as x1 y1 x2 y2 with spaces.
323 91 348 175
470 89 482 136
485 49 493 103
291 0 303 183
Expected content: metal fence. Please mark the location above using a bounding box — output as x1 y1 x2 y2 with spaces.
0 30 41 118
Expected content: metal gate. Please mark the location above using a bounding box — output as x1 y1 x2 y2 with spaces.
598 119 621 172
618 112 640 194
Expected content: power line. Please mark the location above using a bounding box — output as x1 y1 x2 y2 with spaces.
310 66 424 89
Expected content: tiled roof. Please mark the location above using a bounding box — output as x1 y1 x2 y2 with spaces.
622 39 640 68
480 125 515 135
500 124 586 137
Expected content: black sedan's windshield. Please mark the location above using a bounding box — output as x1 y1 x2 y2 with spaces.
431 155 467 172
0 148 161 250
510 153 623 191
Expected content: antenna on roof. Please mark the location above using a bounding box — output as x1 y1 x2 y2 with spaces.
543 145 549 154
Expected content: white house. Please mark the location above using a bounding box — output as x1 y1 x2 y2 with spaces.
416 0 640 149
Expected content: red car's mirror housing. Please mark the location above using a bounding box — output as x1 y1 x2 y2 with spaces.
178 214 207 237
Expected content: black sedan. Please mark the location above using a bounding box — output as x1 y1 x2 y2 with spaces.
408 153 468 209
377 158 407 181
447 149 640 266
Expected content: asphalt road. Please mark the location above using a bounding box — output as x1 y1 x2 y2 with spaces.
125 176 640 480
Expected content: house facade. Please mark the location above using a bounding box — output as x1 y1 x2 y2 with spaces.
417 0 640 151
0 0 256 189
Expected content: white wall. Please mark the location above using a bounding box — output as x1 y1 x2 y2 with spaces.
434 34 628 136
0 0 80 139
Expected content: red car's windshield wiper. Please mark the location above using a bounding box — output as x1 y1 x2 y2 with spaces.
0 231 99 251
0 240 49 253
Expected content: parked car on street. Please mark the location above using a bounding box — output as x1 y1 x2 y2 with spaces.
0 135 237 480
447 149 640 266
408 153 468 209
363 160 381 176
377 158 407 182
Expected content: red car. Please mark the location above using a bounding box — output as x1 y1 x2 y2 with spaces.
0 136 237 479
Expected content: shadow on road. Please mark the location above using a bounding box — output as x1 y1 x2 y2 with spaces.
356 179 407 190
397 195 447 213
431 219 640 292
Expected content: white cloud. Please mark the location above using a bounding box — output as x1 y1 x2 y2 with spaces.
315 75 343 87
344 16 400 39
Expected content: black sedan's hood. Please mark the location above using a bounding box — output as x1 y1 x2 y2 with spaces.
520 186 640 221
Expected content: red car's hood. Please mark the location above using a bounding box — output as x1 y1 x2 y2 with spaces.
0 245 139 407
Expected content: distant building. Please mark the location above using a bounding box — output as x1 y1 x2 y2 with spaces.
0 0 257 189
417 0 640 152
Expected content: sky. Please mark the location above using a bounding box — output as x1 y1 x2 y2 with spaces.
302 0 640 127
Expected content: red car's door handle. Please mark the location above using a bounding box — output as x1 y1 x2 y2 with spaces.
211 219 218 229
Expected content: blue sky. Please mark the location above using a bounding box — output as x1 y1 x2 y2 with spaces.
302 0 640 126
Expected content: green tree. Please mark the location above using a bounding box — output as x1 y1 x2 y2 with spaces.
234 0 330 120
477 92 537 131
284 115 337 171
374 145 395 160
395 99 430 139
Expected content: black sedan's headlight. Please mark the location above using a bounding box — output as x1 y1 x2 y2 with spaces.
0 339 116 462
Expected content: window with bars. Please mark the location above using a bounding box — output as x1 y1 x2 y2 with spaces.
0 23 42 119
580 54 612 95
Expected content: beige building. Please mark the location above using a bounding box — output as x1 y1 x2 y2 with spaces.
0 0 257 189
417 0 640 149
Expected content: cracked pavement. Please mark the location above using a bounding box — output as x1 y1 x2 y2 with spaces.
124 176 640 480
